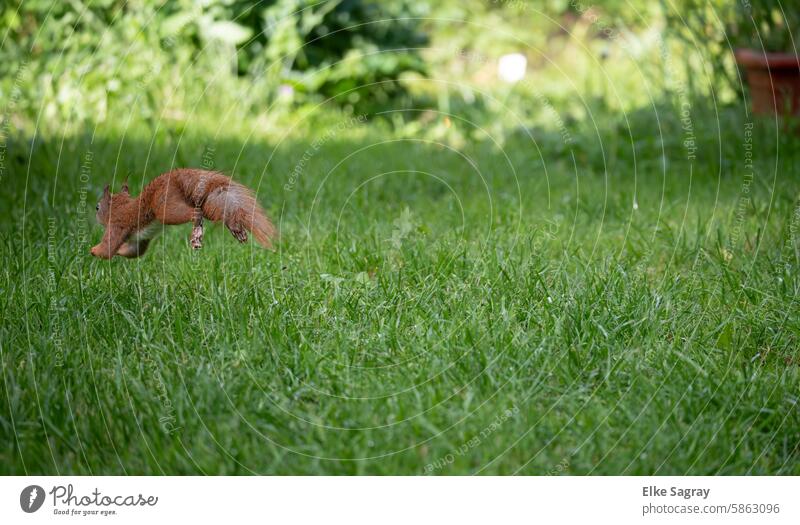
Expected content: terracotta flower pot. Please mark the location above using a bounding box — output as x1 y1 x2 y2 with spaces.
735 49 800 116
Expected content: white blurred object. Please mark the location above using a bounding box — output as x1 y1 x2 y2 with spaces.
497 53 527 83
278 84 294 99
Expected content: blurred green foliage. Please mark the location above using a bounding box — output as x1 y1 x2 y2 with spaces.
161 0 430 111
0 0 428 122
722 0 800 52
1 0 796 130
662 0 800 99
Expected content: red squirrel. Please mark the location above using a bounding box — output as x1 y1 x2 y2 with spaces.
90 168 276 259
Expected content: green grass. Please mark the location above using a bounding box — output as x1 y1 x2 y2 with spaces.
1 104 799 475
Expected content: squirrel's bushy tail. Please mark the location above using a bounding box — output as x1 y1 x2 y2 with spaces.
203 181 277 249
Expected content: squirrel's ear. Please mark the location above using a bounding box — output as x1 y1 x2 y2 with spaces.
121 179 129 195
102 184 110 197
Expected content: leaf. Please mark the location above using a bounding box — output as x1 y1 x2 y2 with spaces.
203 21 253 45
716 323 733 350
162 12 196 36
320 274 344 286
393 207 415 237
354 271 371 285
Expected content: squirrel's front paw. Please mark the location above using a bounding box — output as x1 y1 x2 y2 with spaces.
190 225 203 250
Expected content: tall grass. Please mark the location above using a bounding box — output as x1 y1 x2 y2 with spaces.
1 100 799 474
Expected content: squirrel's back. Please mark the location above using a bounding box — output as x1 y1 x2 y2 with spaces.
163 168 276 248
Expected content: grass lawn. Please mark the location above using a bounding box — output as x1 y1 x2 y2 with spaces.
1 106 799 475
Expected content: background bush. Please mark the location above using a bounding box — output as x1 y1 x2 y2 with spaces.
0 0 429 124
2 0 797 132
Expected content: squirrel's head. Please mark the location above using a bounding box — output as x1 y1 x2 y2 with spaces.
95 181 131 225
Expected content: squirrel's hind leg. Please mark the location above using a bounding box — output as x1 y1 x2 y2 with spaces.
190 208 204 250
226 215 248 243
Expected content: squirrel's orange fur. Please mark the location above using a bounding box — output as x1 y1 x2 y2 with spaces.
90 168 277 259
